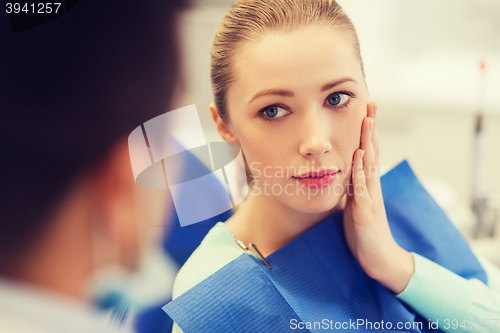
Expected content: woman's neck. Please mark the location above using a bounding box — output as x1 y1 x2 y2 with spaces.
226 186 347 258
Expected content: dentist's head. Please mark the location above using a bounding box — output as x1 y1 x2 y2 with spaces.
0 0 187 305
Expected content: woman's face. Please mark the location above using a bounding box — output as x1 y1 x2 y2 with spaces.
222 26 368 214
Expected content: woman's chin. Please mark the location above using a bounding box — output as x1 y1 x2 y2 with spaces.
285 193 345 215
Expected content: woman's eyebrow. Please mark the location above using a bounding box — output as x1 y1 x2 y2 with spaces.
249 89 294 105
320 77 357 92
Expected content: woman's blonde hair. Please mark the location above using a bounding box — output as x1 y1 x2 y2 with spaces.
210 0 365 124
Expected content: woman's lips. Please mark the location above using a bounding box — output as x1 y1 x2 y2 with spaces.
293 171 339 189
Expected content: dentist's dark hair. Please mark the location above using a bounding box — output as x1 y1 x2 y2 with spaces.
0 0 189 271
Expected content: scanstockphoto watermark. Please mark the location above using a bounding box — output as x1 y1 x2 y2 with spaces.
290 318 425 331
246 161 381 197
248 178 359 199
290 318 500 331
248 161 381 180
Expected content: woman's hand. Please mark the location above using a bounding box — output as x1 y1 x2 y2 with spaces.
343 102 415 294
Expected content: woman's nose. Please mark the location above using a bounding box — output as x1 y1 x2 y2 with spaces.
298 111 332 158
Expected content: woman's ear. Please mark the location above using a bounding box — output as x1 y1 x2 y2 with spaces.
209 101 241 146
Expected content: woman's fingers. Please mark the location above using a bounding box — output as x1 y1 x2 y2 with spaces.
351 148 367 204
359 102 383 198
367 101 377 119
370 103 381 170
360 117 376 195
369 103 383 198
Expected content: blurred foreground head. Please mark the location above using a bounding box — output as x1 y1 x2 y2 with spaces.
0 0 188 294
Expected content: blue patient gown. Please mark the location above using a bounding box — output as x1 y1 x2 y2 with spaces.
163 160 487 332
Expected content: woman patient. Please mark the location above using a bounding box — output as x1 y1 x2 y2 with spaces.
168 0 500 332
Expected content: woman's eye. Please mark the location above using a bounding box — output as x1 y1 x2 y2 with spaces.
260 105 289 119
326 93 351 107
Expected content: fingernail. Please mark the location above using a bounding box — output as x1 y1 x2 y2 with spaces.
369 118 374 130
360 149 365 159
374 103 378 115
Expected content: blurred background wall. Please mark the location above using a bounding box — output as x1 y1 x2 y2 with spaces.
171 0 500 264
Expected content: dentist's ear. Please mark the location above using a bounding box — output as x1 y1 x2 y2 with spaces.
91 138 140 270
209 101 241 146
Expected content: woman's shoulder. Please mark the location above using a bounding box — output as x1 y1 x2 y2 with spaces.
172 221 245 299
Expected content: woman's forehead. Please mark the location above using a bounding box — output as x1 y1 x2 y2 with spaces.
231 27 363 98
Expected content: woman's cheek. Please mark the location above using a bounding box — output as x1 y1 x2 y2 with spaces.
240 143 273 182
335 111 363 173
350 105 365 146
